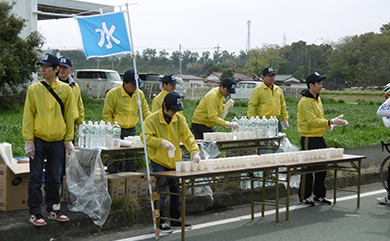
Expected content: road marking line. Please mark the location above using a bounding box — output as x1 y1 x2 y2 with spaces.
117 189 387 241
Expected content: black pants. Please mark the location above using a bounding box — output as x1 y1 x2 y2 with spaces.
191 123 214 140
298 136 328 201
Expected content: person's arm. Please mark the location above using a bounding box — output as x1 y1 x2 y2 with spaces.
64 86 75 143
102 91 115 124
22 87 36 142
75 84 84 126
377 98 390 117
279 90 289 120
247 88 259 119
207 97 228 127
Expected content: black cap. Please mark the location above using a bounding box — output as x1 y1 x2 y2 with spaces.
37 53 59 66
164 92 184 111
221 78 237 94
306 71 326 84
262 66 276 76
162 74 178 85
123 69 143 85
59 56 72 68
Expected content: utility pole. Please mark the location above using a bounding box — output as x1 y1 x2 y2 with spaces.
179 44 182 75
214 44 221 65
247 20 251 52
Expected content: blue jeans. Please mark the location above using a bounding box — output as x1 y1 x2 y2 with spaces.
107 127 137 173
28 138 64 215
151 160 181 220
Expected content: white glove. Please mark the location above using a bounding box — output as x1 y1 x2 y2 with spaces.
65 142 74 155
283 120 289 129
25 141 35 159
326 125 334 132
331 114 348 126
161 139 176 151
190 151 200 164
226 121 239 129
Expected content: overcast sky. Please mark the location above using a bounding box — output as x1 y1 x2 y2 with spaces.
37 0 390 56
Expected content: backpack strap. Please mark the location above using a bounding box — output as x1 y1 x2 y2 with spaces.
40 81 64 117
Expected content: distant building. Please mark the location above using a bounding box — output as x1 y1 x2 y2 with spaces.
177 75 205 87
206 72 253 84
6 0 113 39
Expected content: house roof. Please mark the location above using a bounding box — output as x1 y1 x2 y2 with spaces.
176 75 204 81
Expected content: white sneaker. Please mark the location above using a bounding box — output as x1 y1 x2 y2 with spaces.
377 196 390 205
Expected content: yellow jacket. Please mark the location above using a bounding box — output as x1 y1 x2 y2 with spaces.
102 85 151 128
151 90 184 115
247 82 288 120
297 89 330 137
71 82 84 126
143 109 200 169
22 80 74 143
191 87 227 128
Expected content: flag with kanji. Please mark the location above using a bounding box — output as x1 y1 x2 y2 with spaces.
76 12 131 59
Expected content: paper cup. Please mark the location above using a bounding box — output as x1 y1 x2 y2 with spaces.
207 162 215 172
191 162 198 171
168 149 175 158
236 132 243 140
326 151 332 160
246 158 252 168
198 160 206 170
175 162 182 172
183 162 191 172
298 154 304 163
275 155 281 165
209 133 216 141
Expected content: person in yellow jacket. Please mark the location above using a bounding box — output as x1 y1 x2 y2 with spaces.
151 74 183 114
143 92 200 232
297 71 348 206
22 53 74 226
58 56 84 134
248 66 289 131
191 78 239 139
102 69 151 173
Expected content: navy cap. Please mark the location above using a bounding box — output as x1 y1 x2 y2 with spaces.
262 66 276 76
306 71 326 84
59 56 72 68
164 92 184 111
162 74 178 85
37 53 59 66
123 69 143 85
221 78 237 94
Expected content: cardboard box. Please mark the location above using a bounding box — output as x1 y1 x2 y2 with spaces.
61 175 75 203
106 175 126 201
0 155 30 211
115 172 148 199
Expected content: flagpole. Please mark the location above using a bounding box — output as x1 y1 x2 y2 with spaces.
125 3 159 239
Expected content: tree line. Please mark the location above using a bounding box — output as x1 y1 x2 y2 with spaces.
58 23 390 91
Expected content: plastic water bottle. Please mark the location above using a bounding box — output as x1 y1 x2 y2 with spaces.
106 122 113 148
85 121 93 148
263 117 268 137
249 116 256 138
255 116 261 138
78 121 87 148
113 122 121 148
90 122 98 148
273 116 279 136
238 116 245 132
232 117 238 138
99 120 107 147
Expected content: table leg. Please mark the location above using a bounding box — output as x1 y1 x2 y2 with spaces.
275 168 279 224
357 160 361 208
251 174 254 221
334 168 337 205
181 178 186 241
286 167 290 222
261 170 265 217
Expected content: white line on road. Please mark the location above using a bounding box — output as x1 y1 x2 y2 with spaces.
116 189 387 241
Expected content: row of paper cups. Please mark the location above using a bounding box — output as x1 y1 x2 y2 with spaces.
124 136 143 148
203 130 264 141
175 147 344 172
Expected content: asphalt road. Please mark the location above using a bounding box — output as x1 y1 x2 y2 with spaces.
71 182 390 241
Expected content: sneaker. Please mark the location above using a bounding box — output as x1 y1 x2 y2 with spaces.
159 222 173 233
29 214 47 226
377 196 390 205
314 197 332 205
47 210 70 222
170 221 192 230
300 198 315 206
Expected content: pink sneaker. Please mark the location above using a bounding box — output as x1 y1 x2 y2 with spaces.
29 214 47 226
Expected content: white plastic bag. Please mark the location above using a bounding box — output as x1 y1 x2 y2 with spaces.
66 148 112 227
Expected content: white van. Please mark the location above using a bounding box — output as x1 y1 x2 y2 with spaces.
230 81 262 100
73 69 122 98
